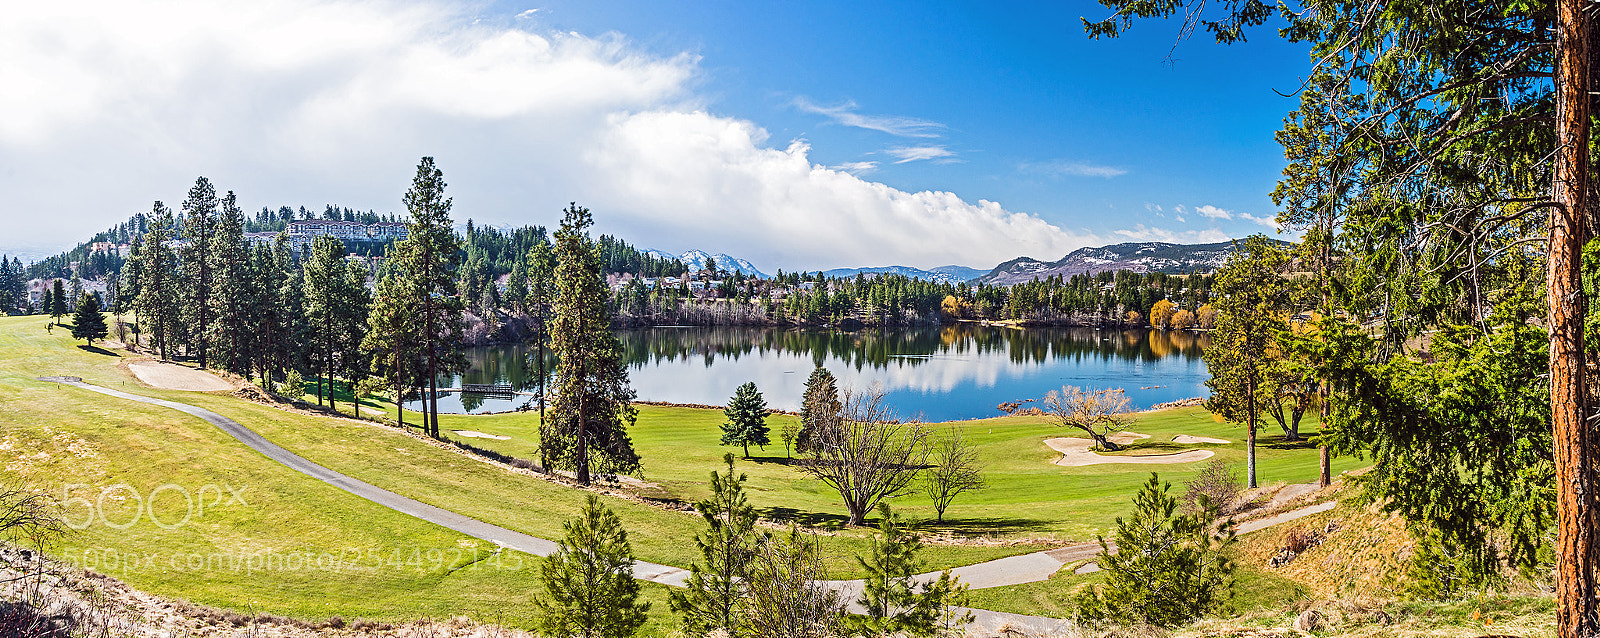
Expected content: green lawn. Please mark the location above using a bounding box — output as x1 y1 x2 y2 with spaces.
0 314 1361 629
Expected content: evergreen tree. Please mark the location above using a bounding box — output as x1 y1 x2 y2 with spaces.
364 270 423 428
47 280 67 324
67 271 82 311
1075 474 1233 629
0 256 23 314
669 453 764 638
180 176 219 367
543 203 641 485
526 239 557 421
394 157 466 438
533 495 650 638
720 381 771 458
70 294 107 345
847 504 970 637
207 191 251 374
133 202 179 359
796 367 839 454
1202 235 1289 488
303 236 368 414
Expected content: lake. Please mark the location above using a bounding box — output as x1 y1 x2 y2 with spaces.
405 324 1212 423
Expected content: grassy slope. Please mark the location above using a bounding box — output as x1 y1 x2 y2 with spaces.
1 314 1361 628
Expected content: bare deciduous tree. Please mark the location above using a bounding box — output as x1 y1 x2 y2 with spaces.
742 527 845 638
799 385 931 526
1043 386 1132 451
924 427 985 523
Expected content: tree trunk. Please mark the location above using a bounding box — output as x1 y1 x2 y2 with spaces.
1246 379 1258 489
1553 0 1596 633
575 353 590 486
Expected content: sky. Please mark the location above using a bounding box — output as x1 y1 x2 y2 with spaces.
0 0 1311 271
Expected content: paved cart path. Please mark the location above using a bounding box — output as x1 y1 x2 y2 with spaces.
45 377 1336 633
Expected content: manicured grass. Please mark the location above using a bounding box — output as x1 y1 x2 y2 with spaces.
374 394 1361 542
0 314 1363 626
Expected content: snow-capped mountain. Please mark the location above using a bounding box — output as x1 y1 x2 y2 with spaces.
645 249 768 279
973 240 1281 286
821 265 985 284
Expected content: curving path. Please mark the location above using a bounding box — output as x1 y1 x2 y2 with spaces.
44 377 1334 633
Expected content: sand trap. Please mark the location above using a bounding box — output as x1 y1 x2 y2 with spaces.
1173 434 1230 444
1046 431 1215 467
127 361 235 391
453 430 511 440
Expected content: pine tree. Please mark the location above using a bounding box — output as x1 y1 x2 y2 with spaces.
394 157 465 438
180 177 219 367
365 270 423 428
1203 235 1289 488
533 495 650 638
1074 474 1233 629
303 236 369 413
668 453 764 638
70 294 107 345
526 239 557 422
543 203 641 485
720 381 771 458
207 191 251 374
797 367 840 454
47 280 67 324
847 504 970 637
133 202 180 359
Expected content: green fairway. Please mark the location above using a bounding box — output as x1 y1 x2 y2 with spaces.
0 314 1360 628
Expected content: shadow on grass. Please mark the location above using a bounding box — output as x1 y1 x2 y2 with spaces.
758 506 852 529
1260 436 1317 450
913 517 1056 535
1108 441 1189 454
77 345 117 356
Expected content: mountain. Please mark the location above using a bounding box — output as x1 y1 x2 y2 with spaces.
974 240 1278 286
644 249 768 279
822 264 985 284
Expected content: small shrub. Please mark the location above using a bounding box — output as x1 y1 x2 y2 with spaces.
282 370 305 401
1184 459 1242 515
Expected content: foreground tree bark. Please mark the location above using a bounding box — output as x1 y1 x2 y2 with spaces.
1552 0 1595 633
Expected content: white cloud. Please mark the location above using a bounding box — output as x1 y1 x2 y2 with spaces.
1195 205 1233 220
1175 215 1186 222
886 145 956 164
1113 224 1230 244
1022 160 1127 178
831 161 879 175
792 98 944 138
1239 212 1280 229
1144 202 1162 212
517 8 540 18
0 0 1092 270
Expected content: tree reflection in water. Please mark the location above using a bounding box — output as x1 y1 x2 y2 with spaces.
417 325 1210 420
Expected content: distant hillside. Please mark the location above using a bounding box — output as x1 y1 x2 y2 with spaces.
822 264 985 284
644 249 767 278
974 240 1282 286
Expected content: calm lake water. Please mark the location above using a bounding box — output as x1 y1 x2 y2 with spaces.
406 324 1211 423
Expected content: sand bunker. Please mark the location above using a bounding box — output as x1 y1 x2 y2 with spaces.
1046 431 1215 467
453 430 511 440
127 362 234 391
1172 434 1230 444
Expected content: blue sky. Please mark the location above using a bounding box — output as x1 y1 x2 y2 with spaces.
0 1 1309 270
509 1 1309 243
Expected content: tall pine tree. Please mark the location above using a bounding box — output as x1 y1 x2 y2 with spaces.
394 157 465 438
207 190 251 374
180 177 219 367
133 203 179 360
1202 235 1290 488
543 203 641 485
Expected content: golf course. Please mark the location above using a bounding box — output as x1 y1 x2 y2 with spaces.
0 314 1363 632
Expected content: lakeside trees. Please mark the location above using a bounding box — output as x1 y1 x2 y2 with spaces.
395 157 466 438
798 385 931 526
1203 236 1290 489
542 203 642 486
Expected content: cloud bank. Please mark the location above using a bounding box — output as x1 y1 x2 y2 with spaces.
0 0 1104 270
